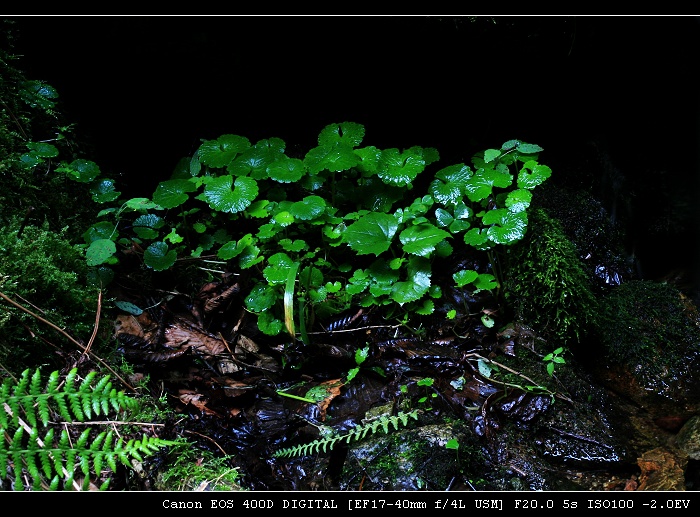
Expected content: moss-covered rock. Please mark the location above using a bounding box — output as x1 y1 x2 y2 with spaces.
504 208 600 348
530 183 637 291
0 218 101 369
594 279 700 404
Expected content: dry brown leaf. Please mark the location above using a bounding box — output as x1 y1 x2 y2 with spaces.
178 389 221 417
236 334 260 354
164 324 226 357
313 379 344 421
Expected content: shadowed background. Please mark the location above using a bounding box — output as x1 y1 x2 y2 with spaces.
5 15 700 293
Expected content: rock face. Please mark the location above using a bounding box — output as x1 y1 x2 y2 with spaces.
265 325 700 492
323 356 698 491
329 281 700 492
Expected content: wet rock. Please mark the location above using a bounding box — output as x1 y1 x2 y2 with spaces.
338 419 481 491
674 415 700 461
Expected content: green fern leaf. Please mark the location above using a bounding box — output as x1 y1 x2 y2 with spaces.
54 394 72 423
48 475 60 491
81 392 93 420
272 409 421 459
38 430 54 478
64 369 78 392
76 428 90 449
37 393 51 426
26 428 41 481
0 379 11 428
79 453 90 476
91 434 105 475
105 450 118 473
55 429 71 472
15 369 30 396
0 429 7 474
65 449 77 475
46 370 60 393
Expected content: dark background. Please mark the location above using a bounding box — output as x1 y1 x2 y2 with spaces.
4 15 700 288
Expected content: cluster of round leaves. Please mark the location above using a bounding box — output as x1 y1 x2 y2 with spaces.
81 122 552 337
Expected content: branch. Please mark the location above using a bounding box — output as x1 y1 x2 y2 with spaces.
0 290 135 392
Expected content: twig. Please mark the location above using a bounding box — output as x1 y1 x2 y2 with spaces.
83 289 102 357
465 352 573 404
0 290 135 392
58 420 165 427
184 429 227 456
306 324 401 335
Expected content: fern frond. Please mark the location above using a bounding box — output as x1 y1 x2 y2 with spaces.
0 367 178 490
272 409 420 459
0 379 11 428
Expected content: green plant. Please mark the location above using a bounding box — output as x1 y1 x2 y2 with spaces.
155 437 243 491
272 408 420 459
0 367 177 490
0 28 122 375
81 122 551 343
345 345 369 383
416 377 438 408
275 347 371 404
471 352 562 403
542 346 567 376
0 25 116 242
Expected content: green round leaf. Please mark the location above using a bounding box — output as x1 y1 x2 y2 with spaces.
429 179 463 206
343 212 398 256
377 148 426 187
153 179 197 208
125 197 162 211
86 239 117 266
91 179 121 203
483 209 528 245
505 189 533 213
133 213 164 240
317 121 365 147
453 269 478 288
257 311 284 336
517 160 552 189
245 284 278 312
390 257 431 305
304 144 360 174
399 223 451 257
83 222 116 244
267 156 305 183
203 175 258 214
198 134 251 168
263 253 294 285
143 241 177 271
290 195 326 221
60 159 101 183
26 141 59 158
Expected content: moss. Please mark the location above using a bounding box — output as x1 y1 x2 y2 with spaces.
530 184 635 290
0 218 101 369
595 279 700 390
152 437 245 491
504 208 600 348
